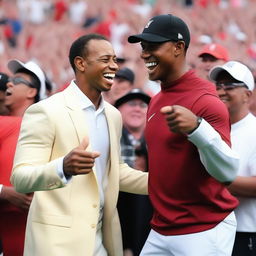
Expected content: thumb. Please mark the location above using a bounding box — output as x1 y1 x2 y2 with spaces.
92 151 101 158
160 106 173 115
78 136 89 150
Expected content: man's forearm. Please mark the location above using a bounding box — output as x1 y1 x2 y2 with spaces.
188 119 239 183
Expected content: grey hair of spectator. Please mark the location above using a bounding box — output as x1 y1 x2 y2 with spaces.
68 33 108 73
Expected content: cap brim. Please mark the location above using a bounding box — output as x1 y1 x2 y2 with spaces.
128 33 171 43
8 60 25 74
210 61 255 91
8 59 47 100
115 74 129 81
209 66 224 81
198 51 227 61
114 93 151 108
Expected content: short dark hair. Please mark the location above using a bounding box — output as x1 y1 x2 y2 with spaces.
17 68 41 102
69 33 108 73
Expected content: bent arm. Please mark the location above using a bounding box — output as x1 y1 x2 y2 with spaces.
119 163 148 195
188 119 239 183
11 104 65 193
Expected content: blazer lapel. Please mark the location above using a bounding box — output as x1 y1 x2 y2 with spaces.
62 85 91 150
105 105 119 163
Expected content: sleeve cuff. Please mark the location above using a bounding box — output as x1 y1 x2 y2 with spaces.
57 157 72 184
187 118 221 148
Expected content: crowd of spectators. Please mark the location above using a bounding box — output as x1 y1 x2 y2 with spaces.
0 0 256 94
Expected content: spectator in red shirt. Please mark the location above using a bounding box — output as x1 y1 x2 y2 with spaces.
0 115 32 256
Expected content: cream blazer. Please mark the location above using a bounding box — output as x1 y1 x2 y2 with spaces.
11 84 148 256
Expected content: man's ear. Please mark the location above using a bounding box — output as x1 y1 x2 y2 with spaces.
74 56 86 72
244 89 252 103
174 41 185 56
27 87 38 100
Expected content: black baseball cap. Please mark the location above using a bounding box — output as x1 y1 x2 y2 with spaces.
114 88 151 108
115 67 135 84
128 14 190 47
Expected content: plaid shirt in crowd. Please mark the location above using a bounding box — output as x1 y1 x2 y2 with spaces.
120 128 145 168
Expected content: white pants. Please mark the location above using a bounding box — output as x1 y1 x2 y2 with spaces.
140 212 237 256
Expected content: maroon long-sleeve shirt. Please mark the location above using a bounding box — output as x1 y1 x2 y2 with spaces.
145 70 238 235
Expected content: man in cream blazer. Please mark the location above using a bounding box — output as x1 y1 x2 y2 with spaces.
11 34 148 256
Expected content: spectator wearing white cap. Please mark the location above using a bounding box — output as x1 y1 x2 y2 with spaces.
5 59 47 117
209 60 256 256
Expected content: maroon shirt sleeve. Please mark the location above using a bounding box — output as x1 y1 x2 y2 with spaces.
191 94 231 146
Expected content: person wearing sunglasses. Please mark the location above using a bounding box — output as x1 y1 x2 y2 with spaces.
5 60 47 117
0 60 47 256
210 60 256 256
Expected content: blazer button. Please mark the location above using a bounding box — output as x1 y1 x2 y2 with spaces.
92 204 97 208
91 224 96 228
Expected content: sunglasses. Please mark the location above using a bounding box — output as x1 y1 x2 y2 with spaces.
127 100 148 108
216 82 248 91
8 77 35 88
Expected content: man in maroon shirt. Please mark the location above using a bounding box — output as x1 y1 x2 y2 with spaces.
128 14 239 255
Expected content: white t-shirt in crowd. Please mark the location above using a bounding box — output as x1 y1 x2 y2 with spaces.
231 113 256 232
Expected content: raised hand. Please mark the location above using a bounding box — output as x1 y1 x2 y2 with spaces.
63 136 100 176
160 105 199 134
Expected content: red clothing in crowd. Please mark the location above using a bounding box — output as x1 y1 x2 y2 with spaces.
0 116 28 256
54 0 68 21
145 70 238 236
0 116 21 189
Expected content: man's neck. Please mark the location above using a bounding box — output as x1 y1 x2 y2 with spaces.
8 105 31 117
230 109 250 124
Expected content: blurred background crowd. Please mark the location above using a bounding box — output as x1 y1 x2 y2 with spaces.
0 0 256 94
1 1 256 256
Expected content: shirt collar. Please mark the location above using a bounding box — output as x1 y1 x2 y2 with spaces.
70 80 105 113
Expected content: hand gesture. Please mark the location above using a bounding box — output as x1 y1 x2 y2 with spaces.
160 105 199 134
63 136 100 176
0 186 33 210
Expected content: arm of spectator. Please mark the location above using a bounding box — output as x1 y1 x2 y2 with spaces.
0 185 33 210
227 176 256 197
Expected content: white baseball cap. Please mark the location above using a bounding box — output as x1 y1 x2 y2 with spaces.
8 59 47 100
209 61 255 91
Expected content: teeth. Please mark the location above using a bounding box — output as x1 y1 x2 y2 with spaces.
6 90 12 96
103 73 115 79
146 62 157 68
